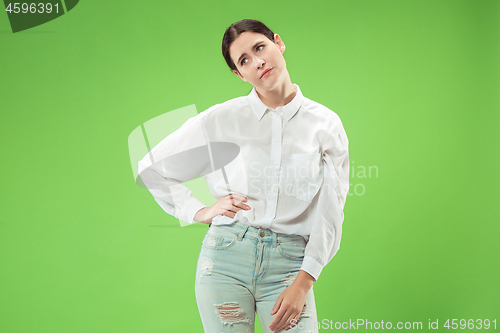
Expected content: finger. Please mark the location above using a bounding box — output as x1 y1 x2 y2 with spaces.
274 310 293 332
269 309 281 329
228 193 247 200
270 296 282 315
232 200 251 211
214 203 238 216
222 210 236 218
227 193 247 204
219 201 249 216
226 200 248 211
222 204 243 217
270 307 288 331
282 313 297 331
285 314 300 330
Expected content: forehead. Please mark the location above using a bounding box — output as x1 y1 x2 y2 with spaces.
229 31 271 61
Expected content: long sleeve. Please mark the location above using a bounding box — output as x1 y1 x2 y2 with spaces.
300 115 349 281
137 115 210 224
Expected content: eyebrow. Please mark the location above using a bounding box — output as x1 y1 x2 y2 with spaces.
236 40 265 65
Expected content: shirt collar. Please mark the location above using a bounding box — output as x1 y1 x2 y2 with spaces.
247 83 304 122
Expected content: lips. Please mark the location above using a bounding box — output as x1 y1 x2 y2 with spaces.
260 68 273 78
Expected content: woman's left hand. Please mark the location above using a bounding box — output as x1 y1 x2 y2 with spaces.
269 270 315 331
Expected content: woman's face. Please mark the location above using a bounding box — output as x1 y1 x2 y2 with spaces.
229 31 287 91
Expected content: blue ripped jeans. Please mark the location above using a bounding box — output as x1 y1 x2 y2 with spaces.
195 221 318 333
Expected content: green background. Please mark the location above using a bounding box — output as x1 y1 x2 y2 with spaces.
1 0 499 332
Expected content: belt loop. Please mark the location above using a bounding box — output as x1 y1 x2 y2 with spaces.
273 232 278 247
237 224 249 241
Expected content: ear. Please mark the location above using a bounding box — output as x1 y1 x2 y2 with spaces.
274 33 286 54
233 69 247 82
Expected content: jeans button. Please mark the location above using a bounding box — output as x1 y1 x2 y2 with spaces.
259 230 265 237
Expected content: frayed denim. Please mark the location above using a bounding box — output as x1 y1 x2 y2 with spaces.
195 221 318 333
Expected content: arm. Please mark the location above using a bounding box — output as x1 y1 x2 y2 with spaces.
300 114 349 281
137 115 209 224
269 115 349 331
269 270 315 331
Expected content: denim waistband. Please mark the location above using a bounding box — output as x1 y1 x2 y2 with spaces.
209 220 306 245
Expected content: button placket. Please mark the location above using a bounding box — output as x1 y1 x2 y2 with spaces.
264 110 282 227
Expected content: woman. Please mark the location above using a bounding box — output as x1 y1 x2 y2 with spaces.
138 19 349 332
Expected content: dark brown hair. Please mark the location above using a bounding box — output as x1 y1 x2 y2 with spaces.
222 19 275 74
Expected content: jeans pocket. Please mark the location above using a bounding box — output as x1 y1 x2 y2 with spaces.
202 226 237 250
278 240 305 261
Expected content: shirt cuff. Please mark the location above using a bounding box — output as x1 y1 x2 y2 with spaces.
300 255 324 282
184 197 207 224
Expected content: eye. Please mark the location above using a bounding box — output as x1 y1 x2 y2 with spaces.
239 45 264 66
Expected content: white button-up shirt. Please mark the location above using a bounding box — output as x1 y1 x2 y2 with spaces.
138 83 349 281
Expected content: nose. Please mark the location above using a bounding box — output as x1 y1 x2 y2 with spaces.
254 56 265 69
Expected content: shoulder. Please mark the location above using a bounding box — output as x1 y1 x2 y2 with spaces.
196 95 250 121
300 96 343 126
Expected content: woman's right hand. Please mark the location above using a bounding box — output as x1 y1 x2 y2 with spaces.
194 193 251 225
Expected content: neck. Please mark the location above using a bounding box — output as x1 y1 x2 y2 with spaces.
255 75 297 110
